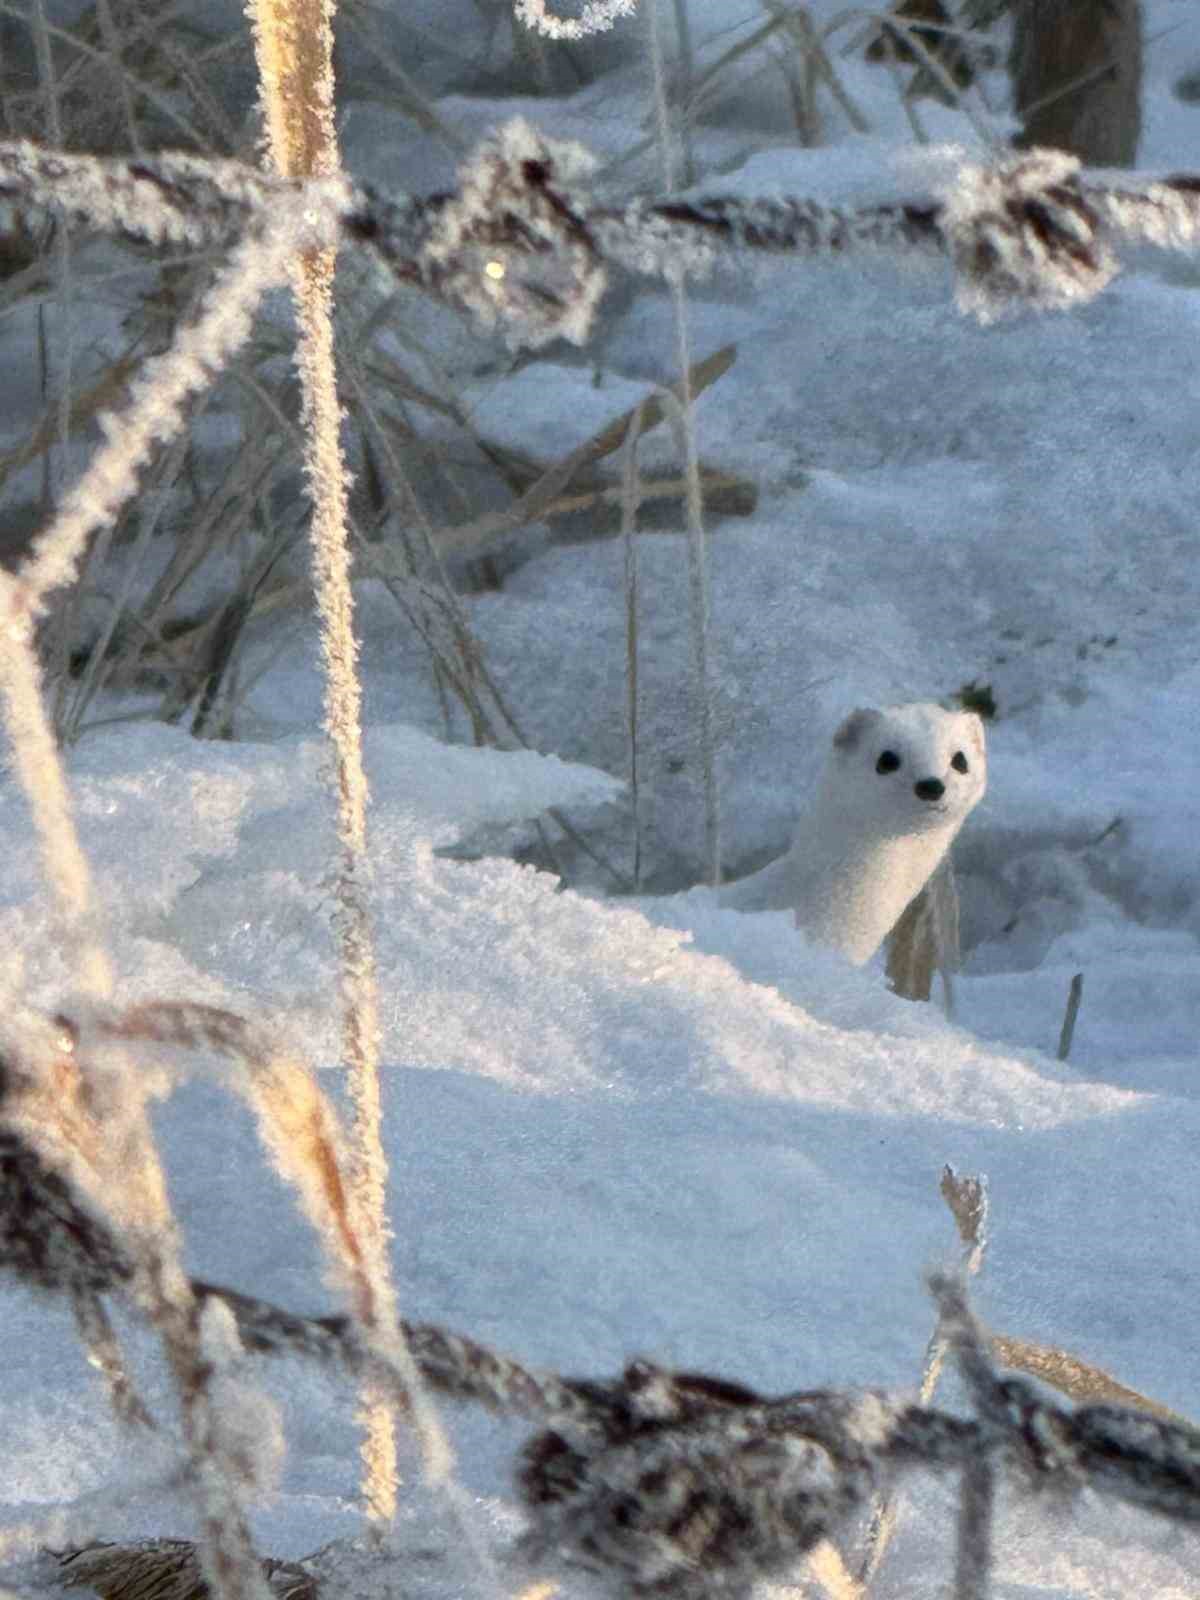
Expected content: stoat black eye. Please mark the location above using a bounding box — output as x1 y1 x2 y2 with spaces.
875 750 901 774
951 751 969 774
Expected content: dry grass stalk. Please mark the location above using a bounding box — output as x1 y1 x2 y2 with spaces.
71 1284 156 1430
620 401 649 890
0 1007 275 1600
0 346 142 488
646 0 721 889
805 1540 864 1600
885 883 937 1001
432 342 739 560
15 214 317 614
991 1332 1185 1423
30 0 77 590
1056 970 1084 1060
0 619 112 997
528 466 757 526
101 1003 370 1310
864 0 976 97
246 0 397 1525
859 1166 989 1585
885 855 961 1006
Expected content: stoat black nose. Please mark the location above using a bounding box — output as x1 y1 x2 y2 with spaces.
914 778 945 802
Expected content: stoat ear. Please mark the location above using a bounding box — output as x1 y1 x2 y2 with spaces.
960 711 986 759
832 707 883 751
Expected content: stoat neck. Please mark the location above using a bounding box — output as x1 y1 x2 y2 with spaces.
793 822 958 965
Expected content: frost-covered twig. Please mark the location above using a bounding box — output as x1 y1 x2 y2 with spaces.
0 1011 597 1431
7 137 1200 357
0 195 339 619
931 1274 1200 1520
514 0 638 40
860 1166 990 1585
70 1285 156 1430
0 619 112 994
0 1007 277 1600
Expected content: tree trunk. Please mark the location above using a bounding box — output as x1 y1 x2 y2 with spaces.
1010 0 1142 168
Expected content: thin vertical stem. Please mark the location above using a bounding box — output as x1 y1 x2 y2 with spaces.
0 611 112 999
246 0 396 1524
645 0 721 887
621 403 649 889
669 0 697 186
955 1457 994 1600
30 0 78 735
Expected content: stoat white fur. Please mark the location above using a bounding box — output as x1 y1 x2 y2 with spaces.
720 702 986 965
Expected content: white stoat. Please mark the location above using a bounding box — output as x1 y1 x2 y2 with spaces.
720 702 987 965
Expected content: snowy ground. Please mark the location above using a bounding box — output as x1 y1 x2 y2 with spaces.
3 2 1200 1597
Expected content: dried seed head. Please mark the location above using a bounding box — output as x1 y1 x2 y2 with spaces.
422 120 607 348
939 149 1118 320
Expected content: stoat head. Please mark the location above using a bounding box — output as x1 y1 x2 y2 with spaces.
824 702 987 839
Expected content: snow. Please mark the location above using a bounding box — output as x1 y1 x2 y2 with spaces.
4 1 1200 1596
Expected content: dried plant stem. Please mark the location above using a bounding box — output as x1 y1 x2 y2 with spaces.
0 176 297 1598
247 0 406 1530
30 0 73 501
1057 970 1084 1060
646 0 721 888
805 1542 863 1600
954 1456 993 1600
31 0 80 738
620 403 648 890
145 1290 276 1600
70 1286 155 1430
18 218 305 612
0 621 111 997
859 1167 990 1586
2 1017 275 1600
75 1041 276 1600
669 0 697 186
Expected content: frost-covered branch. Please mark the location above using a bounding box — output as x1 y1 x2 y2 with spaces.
5 135 1200 357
